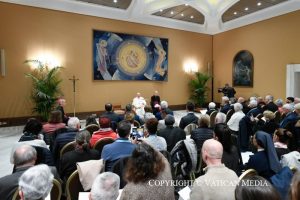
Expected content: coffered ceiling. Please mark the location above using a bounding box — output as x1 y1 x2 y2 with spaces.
1 0 300 34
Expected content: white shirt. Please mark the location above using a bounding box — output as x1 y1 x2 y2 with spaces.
132 97 146 117
227 110 245 131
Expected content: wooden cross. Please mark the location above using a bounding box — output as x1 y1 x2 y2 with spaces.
69 75 79 117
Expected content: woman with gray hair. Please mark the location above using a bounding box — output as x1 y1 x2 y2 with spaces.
18 164 54 200
60 130 99 181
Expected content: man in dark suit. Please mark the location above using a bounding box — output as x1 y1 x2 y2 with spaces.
100 103 120 123
280 103 299 128
158 115 186 152
150 90 161 110
263 95 278 112
0 145 37 200
220 96 231 114
179 101 199 129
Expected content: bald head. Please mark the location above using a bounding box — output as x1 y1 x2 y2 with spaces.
13 144 37 167
202 139 223 165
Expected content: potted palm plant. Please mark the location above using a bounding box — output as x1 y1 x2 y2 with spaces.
25 60 63 121
188 72 211 108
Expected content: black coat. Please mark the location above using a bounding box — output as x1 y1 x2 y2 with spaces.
191 127 213 151
157 126 186 152
0 166 31 200
179 113 199 129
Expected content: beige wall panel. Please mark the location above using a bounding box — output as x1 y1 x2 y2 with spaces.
0 3 212 118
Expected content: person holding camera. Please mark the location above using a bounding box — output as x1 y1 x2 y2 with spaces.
218 83 236 99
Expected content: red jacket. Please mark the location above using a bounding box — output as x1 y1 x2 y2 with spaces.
90 128 118 147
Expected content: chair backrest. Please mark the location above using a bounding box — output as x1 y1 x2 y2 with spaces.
12 188 20 200
60 141 76 158
51 179 62 200
209 111 218 128
133 120 140 128
111 156 130 189
239 168 258 180
84 124 99 135
184 123 198 136
226 109 234 122
93 137 115 155
66 170 84 200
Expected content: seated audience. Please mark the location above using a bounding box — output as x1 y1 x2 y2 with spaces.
238 97 251 114
289 171 300 200
18 164 54 200
280 103 298 128
90 117 118 147
42 110 66 135
286 96 295 106
60 130 99 181
191 114 213 151
0 145 37 199
179 101 199 129
90 172 120 200
100 103 120 123
220 96 231 114
160 100 173 115
120 142 174 199
122 104 141 124
17 118 47 148
275 98 284 114
52 117 80 164
273 128 292 160
206 102 217 116
256 110 279 135
85 115 99 127
263 95 278 112
246 131 281 181
157 115 186 152
235 175 280 200
214 123 240 174
144 118 167 151
215 112 226 124
246 99 262 117
227 103 245 134
101 121 135 171
190 139 239 200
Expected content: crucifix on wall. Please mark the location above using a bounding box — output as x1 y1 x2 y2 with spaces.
69 75 79 117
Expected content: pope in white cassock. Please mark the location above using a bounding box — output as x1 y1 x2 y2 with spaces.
132 92 146 118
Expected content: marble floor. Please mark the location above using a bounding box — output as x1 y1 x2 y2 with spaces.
0 110 205 178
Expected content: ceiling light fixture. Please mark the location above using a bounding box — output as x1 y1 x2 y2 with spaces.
234 12 237 15
257 2 262 6
190 15 194 19
245 7 249 11
113 0 117 3
170 11 174 15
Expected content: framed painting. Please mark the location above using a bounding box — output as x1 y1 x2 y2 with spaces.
233 50 254 87
93 30 168 81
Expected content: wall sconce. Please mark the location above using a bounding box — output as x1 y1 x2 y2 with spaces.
27 51 62 70
184 59 199 73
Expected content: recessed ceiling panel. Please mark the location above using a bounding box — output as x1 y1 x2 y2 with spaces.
75 0 132 10
222 0 289 22
152 4 205 25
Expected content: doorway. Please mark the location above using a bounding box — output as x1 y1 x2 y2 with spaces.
286 64 300 98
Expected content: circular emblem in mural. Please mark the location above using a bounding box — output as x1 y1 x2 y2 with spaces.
116 40 148 77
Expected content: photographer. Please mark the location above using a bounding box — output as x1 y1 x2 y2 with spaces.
218 83 236 98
